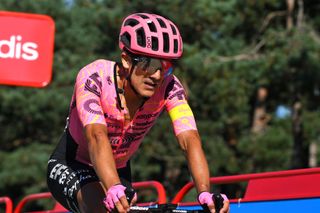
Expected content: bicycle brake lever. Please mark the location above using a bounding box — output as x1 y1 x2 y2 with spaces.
213 194 224 213
125 186 136 204
111 183 136 213
200 193 224 213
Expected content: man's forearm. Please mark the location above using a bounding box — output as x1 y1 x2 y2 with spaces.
177 130 211 193
86 124 120 190
187 145 211 193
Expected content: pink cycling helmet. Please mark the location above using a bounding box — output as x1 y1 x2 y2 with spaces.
119 13 183 59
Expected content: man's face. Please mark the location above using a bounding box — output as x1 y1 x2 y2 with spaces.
129 55 173 98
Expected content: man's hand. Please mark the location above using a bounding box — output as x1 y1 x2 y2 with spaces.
103 184 129 213
198 191 230 213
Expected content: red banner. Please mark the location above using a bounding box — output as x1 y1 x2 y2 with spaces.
0 11 55 87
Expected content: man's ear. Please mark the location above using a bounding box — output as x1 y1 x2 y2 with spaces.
121 51 131 70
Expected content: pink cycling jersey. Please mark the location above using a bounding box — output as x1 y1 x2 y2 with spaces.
68 59 197 168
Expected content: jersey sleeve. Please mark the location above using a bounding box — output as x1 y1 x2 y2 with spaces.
75 60 107 127
165 76 197 136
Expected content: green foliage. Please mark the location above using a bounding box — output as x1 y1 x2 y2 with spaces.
0 87 69 150
237 119 293 173
0 0 320 207
0 143 52 201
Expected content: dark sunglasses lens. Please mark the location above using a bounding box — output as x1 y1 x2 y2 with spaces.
135 56 149 68
146 59 162 74
134 55 173 77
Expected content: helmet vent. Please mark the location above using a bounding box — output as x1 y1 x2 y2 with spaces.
136 27 146 47
152 37 159 51
170 24 177 35
120 32 131 48
174 39 178 53
137 14 149 19
163 32 169 53
157 18 167 28
148 22 157 32
124 19 139 27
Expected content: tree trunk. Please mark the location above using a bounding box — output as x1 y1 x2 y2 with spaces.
291 100 309 168
297 0 304 30
309 142 317 167
286 0 295 30
251 87 270 134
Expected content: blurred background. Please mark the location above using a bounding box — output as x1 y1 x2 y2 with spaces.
0 0 320 210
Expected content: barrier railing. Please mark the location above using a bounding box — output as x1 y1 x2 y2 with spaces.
13 192 66 213
14 180 166 213
13 168 320 212
0 196 13 213
172 168 320 204
133 180 167 205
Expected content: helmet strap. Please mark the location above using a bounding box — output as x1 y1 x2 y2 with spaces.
126 62 141 97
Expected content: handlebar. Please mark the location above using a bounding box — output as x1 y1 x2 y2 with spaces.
129 204 205 213
123 183 224 213
126 194 224 213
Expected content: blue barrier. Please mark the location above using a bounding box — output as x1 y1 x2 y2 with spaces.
178 197 320 212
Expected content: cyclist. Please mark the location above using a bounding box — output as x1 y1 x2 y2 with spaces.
47 13 230 213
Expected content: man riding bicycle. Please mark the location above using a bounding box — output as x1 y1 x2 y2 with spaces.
47 13 230 213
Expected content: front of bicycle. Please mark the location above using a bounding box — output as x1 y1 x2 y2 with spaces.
125 193 224 213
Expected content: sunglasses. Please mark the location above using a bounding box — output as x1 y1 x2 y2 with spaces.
131 55 174 77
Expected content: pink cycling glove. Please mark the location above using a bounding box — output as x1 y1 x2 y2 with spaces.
198 191 228 206
103 184 126 211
